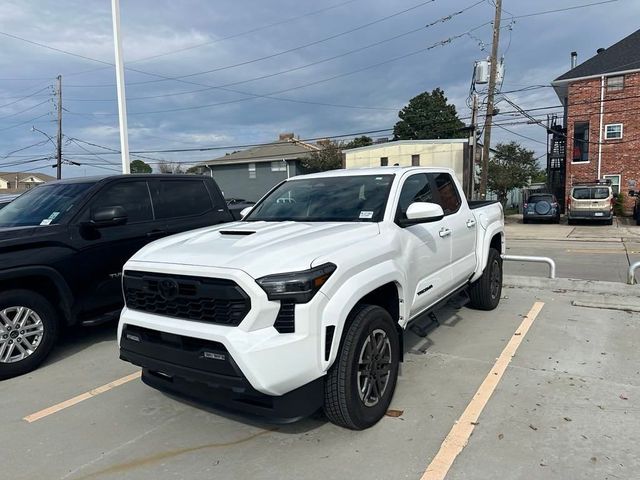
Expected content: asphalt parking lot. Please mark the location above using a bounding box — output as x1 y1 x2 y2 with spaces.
2 280 638 480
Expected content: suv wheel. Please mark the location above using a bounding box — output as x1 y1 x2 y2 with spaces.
468 248 502 311
0 290 59 380
324 305 399 430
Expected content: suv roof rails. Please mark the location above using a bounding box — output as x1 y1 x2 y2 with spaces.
573 179 612 186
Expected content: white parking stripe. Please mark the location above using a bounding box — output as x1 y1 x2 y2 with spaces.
421 301 545 480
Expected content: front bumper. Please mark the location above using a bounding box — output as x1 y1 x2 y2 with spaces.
119 323 323 418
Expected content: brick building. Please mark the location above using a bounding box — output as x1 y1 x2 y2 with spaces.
551 29 640 214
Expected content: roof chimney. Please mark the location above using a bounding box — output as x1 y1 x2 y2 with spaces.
597 47 606 54
278 132 294 141
570 51 577 69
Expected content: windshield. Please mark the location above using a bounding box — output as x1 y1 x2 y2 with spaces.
244 175 393 222
0 183 94 227
572 187 610 200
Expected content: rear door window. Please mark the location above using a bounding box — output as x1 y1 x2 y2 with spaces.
430 173 462 215
89 181 153 223
152 180 213 219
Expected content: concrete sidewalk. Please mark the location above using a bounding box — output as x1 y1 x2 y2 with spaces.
505 215 640 243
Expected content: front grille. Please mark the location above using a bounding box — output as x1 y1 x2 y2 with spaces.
123 270 251 326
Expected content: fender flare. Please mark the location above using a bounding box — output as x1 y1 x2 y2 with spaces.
471 227 504 283
0 266 74 322
320 260 406 371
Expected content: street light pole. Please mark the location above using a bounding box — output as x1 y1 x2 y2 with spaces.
56 75 62 180
111 0 131 174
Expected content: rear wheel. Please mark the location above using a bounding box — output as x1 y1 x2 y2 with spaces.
607 218 614 226
324 305 399 430
522 217 529 224
0 290 59 380
468 248 502 311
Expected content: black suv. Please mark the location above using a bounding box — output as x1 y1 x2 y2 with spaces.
0 174 232 379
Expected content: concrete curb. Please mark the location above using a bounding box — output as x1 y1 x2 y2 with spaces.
504 275 639 298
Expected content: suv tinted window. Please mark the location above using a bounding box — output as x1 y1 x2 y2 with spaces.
529 194 554 203
396 174 434 220
154 180 213 219
90 181 153 223
431 173 461 215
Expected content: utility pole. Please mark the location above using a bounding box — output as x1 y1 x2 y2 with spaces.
469 93 478 199
56 74 62 180
479 0 502 199
111 0 131 174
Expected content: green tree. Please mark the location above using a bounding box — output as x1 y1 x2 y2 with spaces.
487 141 543 206
300 141 343 173
393 88 466 140
344 135 373 149
130 159 152 173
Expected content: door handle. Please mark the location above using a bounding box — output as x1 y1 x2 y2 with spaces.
439 228 452 238
146 229 167 238
466 219 476 228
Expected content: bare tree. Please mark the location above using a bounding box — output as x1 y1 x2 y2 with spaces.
158 160 184 174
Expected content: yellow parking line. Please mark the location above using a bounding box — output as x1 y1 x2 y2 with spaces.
421 302 544 480
23 371 141 423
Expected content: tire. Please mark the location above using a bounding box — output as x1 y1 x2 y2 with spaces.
636 215 640 226
607 218 614 226
324 305 400 430
468 248 502 311
0 290 59 380
522 218 529 224
568 218 576 225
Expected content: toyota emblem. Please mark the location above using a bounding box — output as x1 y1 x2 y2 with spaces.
158 278 179 301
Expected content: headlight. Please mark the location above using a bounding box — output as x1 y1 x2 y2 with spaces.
256 263 336 303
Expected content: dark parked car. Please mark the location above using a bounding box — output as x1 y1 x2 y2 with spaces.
630 190 640 225
0 174 232 379
226 198 256 220
523 193 560 224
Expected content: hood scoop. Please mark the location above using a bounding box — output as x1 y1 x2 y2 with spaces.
219 230 256 236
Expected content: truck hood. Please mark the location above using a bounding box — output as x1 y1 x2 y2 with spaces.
129 221 380 278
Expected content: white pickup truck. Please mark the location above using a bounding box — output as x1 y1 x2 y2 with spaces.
118 167 504 429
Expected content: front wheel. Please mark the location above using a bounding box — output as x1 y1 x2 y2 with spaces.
0 290 59 380
324 305 400 430
468 248 502 311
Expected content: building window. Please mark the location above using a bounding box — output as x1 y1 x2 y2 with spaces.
604 123 623 140
603 174 621 194
248 163 256 179
380 157 388 166
606 75 624 92
572 122 589 162
271 161 287 172
411 154 420 166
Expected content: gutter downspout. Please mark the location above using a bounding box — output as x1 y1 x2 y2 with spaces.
597 75 605 180
206 165 213 178
283 158 290 179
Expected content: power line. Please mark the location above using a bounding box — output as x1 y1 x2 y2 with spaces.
0 99 50 121
0 113 51 132
493 123 546 145
64 0 484 106
0 85 51 111
510 0 618 19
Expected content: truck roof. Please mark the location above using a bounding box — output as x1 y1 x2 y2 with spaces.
44 174 206 185
292 166 456 180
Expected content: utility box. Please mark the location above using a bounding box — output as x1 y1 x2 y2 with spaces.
475 60 490 84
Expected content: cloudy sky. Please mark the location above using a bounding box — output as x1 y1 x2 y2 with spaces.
0 0 638 177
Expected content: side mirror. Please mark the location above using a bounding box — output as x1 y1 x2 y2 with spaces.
401 202 445 226
90 205 128 227
240 206 253 218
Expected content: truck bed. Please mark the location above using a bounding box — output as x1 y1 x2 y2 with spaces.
468 200 500 209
